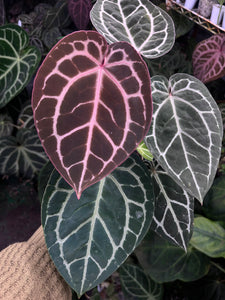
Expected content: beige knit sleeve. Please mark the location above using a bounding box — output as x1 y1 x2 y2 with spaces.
0 226 72 300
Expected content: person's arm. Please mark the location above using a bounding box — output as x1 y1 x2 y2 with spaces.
0 226 72 300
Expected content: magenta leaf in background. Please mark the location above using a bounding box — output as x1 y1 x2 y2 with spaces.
68 0 92 30
32 31 152 199
192 33 225 83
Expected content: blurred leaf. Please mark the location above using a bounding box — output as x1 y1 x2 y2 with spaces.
17 102 35 129
135 230 210 283
42 26 62 49
43 0 71 29
190 216 225 258
0 113 13 137
0 0 6 25
119 264 163 300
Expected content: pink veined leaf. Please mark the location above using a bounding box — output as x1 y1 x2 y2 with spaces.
68 0 92 30
32 30 152 199
192 33 225 83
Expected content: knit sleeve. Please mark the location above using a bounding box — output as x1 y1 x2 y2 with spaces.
0 226 72 300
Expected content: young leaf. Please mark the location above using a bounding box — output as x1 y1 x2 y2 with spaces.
150 162 194 250
0 24 41 109
192 34 225 83
68 0 92 30
145 74 223 203
136 141 153 161
0 114 13 137
0 129 48 177
32 30 152 199
135 230 210 283
42 154 154 296
190 216 225 258
119 264 163 300
90 0 175 59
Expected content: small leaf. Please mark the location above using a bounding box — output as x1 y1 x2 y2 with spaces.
17 102 35 129
32 30 152 199
90 0 175 59
135 230 210 283
42 26 62 50
192 34 225 83
145 74 223 203
150 162 194 250
136 141 153 161
0 129 48 177
0 113 13 137
43 0 71 29
190 216 225 258
203 176 225 221
0 24 41 108
42 154 154 296
68 0 92 30
119 264 163 300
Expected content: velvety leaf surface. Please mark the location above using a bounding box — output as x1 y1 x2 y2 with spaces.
136 141 153 161
68 0 92 30
135 231 210 283
203 176 225 221
0 129 48 177
145 74 223 203
0 24 41 109
42 154 154 296
119 264 163 300
192 34 225 83
90 0 175 59
0 114 13 137
32 30 152 199
150 162 194 250
190 217 225 258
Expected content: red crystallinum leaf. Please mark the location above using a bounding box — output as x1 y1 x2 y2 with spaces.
192 33 225 83
68 0 92 30
32 31 152 199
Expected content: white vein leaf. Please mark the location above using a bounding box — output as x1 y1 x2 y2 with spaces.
145 74 223 203
90 0 175 58
42 154 154 296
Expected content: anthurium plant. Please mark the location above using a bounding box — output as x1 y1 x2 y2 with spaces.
0 0 224 298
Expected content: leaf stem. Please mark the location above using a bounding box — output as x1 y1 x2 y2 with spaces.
210 261 225 274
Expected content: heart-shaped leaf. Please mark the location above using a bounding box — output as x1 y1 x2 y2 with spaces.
0 129 48 177
119 264 163 300
145 74 223 203
68 0 92 30
0 24 41 109
32 30 152 199
90 0 175 59
190 216 225 258
42 154 154 296
192 34 225 83
150 162 194 250
135 230 210 283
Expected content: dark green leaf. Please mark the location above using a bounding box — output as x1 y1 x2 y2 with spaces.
43 0 71 29
0 113 13 137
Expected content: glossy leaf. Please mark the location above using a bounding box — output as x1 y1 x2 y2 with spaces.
32 30 152 199
119 264 163 300
203 176 225 221
150 162 194 250
145 74 223 203
192 34 225 83
90 0 175 59
190 216 225 258
0 24 41 109
42 154 154 296
0 129 48 177
135 230 210 283
0 114 13 137
136 141 153 161
68 0 92 30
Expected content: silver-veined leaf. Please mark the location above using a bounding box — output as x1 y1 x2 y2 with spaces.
17 102 35 129
42 154 154 296
150 162 194 250
90 0 175 59
0 113 13 137
145 74 223 203
0 129 48 177
119 264 163 300
0 24 41 108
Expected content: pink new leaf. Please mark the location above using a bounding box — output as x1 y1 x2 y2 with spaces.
192 33 225 83
32 31 152 199
68 0 92 30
